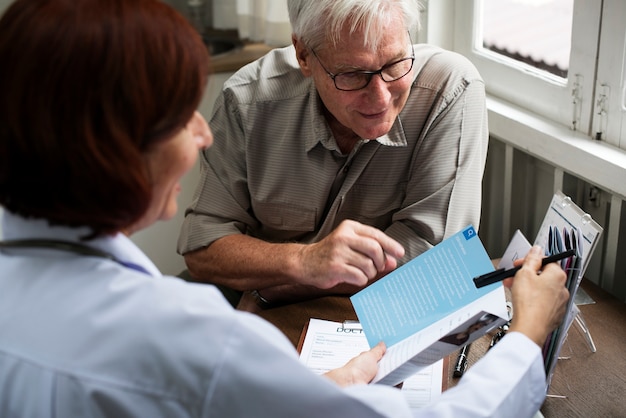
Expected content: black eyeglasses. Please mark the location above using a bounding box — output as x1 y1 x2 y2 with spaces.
311 44 415 91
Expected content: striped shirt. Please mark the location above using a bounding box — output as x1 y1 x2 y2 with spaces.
178 44 488 264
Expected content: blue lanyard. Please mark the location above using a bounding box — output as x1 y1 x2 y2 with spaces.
0 239 151 275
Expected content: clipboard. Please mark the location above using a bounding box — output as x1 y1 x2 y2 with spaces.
532 191 603 391
533 190 602 278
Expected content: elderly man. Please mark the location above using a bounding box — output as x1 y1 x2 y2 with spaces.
178 0 488 307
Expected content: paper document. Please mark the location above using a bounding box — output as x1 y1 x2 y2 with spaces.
351 225 509 386
299 318 442 410
497 229 531 269
299 318 370 375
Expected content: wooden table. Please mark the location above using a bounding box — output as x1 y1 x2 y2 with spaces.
237 292 358 347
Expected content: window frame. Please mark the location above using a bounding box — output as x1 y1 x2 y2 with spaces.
452 0 601 135
594 0 626 149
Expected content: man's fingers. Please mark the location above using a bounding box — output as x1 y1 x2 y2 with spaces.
349 221 405 269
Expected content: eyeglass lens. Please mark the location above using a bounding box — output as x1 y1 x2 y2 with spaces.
334 57 414 91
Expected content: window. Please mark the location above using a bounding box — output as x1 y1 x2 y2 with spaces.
451 0 626 147
481 0 573 80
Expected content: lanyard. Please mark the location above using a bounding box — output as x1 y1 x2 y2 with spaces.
0 239 151 275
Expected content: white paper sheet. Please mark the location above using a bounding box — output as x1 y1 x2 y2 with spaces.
299 318 442 410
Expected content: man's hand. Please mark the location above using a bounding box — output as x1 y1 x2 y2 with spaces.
503 245 570 347
323 341 386 387
297 220 405 289
184 220 404 303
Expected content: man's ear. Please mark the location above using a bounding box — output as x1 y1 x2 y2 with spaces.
293 35 313 77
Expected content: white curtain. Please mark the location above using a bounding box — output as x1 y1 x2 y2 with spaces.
236 0 292 47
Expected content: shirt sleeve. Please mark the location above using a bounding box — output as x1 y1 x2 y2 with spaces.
385 50 489 263
177 88 256 255
207 313 545 418
206 311 413 418
414 332 547 418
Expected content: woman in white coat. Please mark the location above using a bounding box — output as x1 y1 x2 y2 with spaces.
0 0 568 416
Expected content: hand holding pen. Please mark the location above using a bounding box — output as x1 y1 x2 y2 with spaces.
473 248 575 289
502 246 570 348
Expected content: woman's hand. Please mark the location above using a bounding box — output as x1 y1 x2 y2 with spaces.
503 246 570 347
323 341 386 387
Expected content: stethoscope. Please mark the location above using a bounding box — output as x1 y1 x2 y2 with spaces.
0 239 151 275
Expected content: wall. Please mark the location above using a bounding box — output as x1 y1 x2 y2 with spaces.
0 0 238 28
0 0 11 239
161 0 237 30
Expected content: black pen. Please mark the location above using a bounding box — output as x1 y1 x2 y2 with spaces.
453 344 471 378
473 249 576 289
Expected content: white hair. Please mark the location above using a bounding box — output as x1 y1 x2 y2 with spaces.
287 0 422 51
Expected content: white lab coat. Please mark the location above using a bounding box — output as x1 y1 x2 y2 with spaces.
0 212 546 417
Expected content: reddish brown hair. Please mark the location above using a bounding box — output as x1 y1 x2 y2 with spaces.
0 0 209 236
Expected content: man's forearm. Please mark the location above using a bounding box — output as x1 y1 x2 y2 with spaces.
183 234 305 291
184 233 384 305
184 220 401 303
